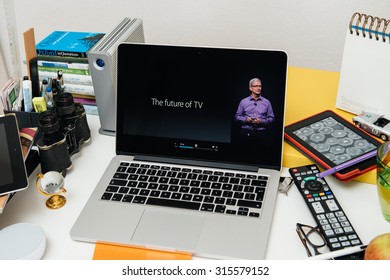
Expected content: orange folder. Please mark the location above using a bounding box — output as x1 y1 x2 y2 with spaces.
93 243 192 260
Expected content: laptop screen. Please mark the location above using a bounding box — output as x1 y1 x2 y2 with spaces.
116 44 287 170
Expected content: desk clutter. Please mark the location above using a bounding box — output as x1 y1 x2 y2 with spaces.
5 88 91 176
0 18 143 215
0 95 89 213
284 110 381 182
1 61 93 214
284 11 390 184
1 10 389 261
2 29 106 114
1 27 102 178
282 66 379 185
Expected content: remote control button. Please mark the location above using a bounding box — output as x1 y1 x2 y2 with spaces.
341 221 350 227
338 216 347 222
319 219 329 225
351 239 361 245
325 229 335 236
331 243 342 249
341 241 351 247
317 178 326 184
326 213 335 218
326 199 339 211
348 234 358 239
312 202 325 213
335 211 344 217
332 222 341 229
344 226 354 233
304 179 323 191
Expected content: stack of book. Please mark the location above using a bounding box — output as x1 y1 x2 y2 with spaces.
35 31 105 107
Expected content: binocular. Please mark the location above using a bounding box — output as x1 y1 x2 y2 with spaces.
37 92 91 175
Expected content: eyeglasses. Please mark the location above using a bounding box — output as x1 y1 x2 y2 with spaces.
251 85 262 88
296 223 327 257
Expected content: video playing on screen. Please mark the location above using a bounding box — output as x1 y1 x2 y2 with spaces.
116 44 287 169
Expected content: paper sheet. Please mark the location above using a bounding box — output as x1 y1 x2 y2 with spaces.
336 29 390 115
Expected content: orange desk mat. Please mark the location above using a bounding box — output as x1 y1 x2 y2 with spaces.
93 243 192 260
283 66 376 185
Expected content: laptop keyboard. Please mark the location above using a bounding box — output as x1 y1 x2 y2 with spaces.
100 161 269 218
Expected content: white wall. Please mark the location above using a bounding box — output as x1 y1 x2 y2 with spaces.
2 0 390 76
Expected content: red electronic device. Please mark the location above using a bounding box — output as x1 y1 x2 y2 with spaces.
284 110 382 181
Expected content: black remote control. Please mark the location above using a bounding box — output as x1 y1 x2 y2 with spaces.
289 164 362 251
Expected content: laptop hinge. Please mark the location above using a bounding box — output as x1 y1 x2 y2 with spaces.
133 155 259 172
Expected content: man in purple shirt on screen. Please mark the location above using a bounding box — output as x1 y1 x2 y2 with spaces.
235 78 275 139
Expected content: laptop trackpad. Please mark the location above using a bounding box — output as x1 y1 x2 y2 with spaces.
131 209 205 250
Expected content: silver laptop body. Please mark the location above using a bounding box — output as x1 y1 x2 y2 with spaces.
70 43 288 259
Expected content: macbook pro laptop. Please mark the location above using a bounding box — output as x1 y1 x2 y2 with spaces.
70 43 288 259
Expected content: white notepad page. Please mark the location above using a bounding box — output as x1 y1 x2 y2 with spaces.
336 14 390 115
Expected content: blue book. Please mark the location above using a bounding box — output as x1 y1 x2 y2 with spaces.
36 31 105 58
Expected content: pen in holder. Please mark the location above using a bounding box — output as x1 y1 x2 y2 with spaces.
36 171 67 209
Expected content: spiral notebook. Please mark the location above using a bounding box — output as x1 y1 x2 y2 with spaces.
336 12 390 115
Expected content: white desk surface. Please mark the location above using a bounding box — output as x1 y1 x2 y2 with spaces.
0 114 389 260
